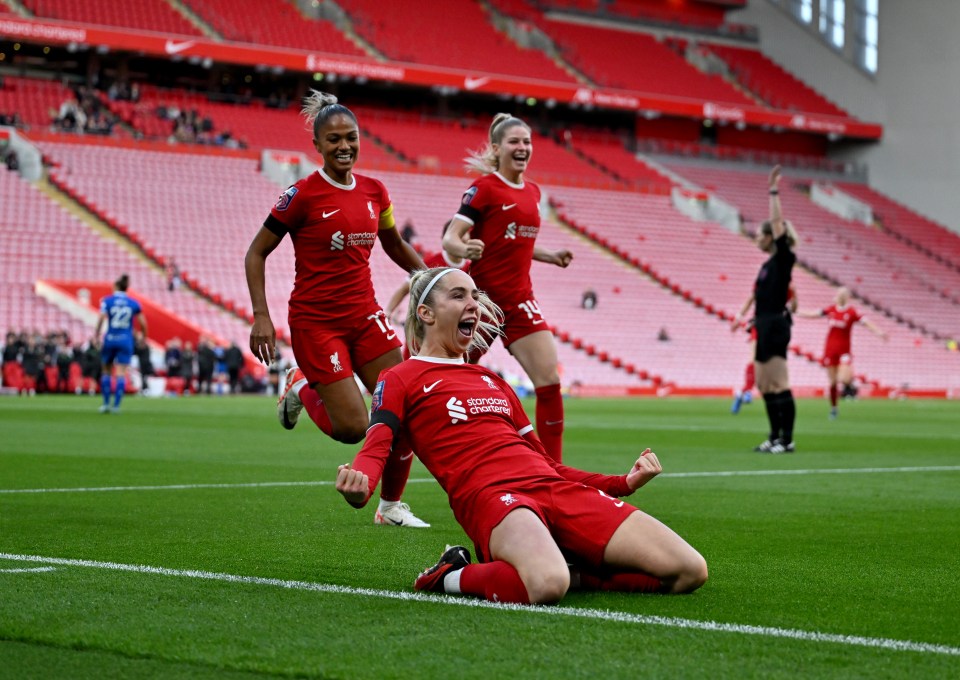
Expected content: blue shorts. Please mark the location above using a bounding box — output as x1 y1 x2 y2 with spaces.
101 341 134 366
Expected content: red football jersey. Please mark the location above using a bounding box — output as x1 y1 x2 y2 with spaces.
823 304 862 347
268 169 395 326
454 172 541 305
422 249 470 272
352 357 629 510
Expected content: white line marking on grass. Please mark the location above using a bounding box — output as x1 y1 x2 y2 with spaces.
663 465 960 479
1 467 958 495
0 566 56 573
0 552 957 657
0 479 438 494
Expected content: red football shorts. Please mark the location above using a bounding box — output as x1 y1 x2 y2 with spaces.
291 311 401 386
822 341 852 367
467 293 551 362
458 477 638 568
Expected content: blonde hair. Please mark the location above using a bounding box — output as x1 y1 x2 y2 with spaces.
760 219 799 248
405 268 503 356
465 113 531 175
301 89 357 139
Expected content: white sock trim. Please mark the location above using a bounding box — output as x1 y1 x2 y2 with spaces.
443 568 463 594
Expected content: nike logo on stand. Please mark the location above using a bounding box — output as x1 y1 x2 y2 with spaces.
464 76 490 91
423 380 442 393
501 203 516 211
322 209 340 218
164 40 195 55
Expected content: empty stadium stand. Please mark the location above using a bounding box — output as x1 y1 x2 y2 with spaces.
22 0 202 36
182 0 367 56
704 42 849 118
343 0 577 83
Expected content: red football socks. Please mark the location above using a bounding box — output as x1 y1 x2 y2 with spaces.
535 383 564 463
379 443 413 502
459 561 530 604
299 384 333 437
578 569 663 593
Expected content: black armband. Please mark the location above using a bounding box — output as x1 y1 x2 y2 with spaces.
369 409 400 435
263 214 288 237
769 190 779 195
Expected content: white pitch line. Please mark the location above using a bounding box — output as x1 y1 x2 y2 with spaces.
0 552 956 657
0 566 56 573
663 465 960 479
1 466 958 495
0 479 437 494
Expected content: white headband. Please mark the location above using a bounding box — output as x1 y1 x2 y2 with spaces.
417 268 457 308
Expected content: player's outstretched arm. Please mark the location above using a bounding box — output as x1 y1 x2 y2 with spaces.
862 318 888 340
625 449 662 492
533 247 573 268
336 464 371 508
768 165 785 240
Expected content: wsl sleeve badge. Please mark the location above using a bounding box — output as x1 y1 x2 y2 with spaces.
275 186 298 211
461 186 478 206
371 379 385 412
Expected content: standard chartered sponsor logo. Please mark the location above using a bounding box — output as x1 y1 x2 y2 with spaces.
346 232 377 247
465 396 510 415
447 397 467 423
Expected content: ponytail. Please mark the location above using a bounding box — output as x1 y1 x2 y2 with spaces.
465 113 530 175
301 89 357 138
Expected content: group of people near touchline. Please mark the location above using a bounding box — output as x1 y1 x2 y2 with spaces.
236 90 880 606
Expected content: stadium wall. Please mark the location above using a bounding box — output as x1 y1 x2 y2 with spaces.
733 0 960 237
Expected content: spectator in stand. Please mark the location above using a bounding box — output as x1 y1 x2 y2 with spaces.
223 341 244 394
245 90 428 528
400 219 417 244
96 274 147 413
164 338 183 381
796 286 888 418
336 268 707 604
581 289 597 310
80 336 102 395
55 334 74 393
2 330 23 390
747 166 799 453
135 335 154 382
20 337 41 396
442 113 572 462
197 337 218 395
181 341 196 394
165 258 182 291
4 148 19 172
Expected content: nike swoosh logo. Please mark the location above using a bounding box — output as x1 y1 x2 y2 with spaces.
399 452 414 461
164 40 195 55
464 76 490 91
502 203 516 211
545 419 563 426
322 209 340 218
423 379 442 393
532 319 545 325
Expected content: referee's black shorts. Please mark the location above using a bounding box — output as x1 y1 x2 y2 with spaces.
755 314 791 362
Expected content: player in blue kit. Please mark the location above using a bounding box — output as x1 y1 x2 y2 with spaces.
95 273 147 413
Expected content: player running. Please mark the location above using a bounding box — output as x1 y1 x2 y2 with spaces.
95 273 147 414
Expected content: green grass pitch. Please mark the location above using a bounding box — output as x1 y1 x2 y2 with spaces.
1 394 958 678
